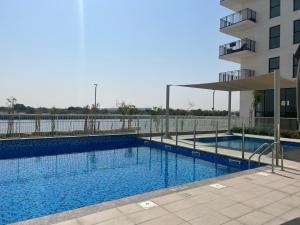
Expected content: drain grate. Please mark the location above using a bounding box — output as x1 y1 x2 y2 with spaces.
138 201 158 209
209 183 226 189
257 172 271 176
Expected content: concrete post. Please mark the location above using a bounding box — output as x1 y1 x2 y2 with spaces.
165 85 171 139
274 70 281 167
227 91 233 134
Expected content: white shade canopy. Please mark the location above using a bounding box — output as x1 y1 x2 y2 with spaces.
179 73 296 91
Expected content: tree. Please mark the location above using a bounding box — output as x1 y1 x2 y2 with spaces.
116 101 138 129
6 97 17 114
187 102 195 111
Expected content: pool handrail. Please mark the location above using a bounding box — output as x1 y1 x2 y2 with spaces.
257 142 279 166
248 143 270 169
248 142 284 172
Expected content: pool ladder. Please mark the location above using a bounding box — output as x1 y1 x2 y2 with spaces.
248 142 284 172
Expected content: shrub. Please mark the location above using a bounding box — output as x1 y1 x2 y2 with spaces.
232 127 300 139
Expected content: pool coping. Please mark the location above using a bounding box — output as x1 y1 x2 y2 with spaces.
159 134 300 171
12 164 266 225
0 133 138 142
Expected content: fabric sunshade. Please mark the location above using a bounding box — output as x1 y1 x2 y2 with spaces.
179 73 296 91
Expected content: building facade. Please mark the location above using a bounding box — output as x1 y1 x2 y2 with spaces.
219 0 300 128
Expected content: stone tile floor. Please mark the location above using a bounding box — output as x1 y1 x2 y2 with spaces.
51 167 300 225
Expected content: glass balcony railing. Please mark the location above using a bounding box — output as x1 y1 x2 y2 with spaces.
220 8 256 29
219 38 256 57
219 69 255 82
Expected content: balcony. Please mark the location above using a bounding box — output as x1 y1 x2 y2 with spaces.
219 69 255 82
220 9 256 37
219 38 256 63
220 0 249 11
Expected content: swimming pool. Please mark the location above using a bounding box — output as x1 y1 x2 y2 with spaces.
192 136 300 152
0 135 260 224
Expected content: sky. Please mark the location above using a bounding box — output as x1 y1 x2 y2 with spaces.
0 0 240 110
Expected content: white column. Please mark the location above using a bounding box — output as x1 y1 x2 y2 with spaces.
274 70 281 166
227 91 232 134
165 85 171 138
297 59 300 131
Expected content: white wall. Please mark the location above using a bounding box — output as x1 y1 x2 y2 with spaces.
221 0 300 118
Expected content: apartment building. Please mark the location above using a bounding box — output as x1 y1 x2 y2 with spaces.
219 0 300 128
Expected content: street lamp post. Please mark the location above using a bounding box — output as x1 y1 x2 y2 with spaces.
212 90 215 111
94 83 98 109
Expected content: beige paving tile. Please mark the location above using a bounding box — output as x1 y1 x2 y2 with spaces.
280 185 300 194
77 208 123 225
263 218 288 225
280 208 300 220
237 211 274 225
219 203 253 219
191 192 220 204
261 202 292 217
138 214 185 225
292 181 300 187
277 195 300 208
263 190 288 201
222 220 243 225
54 220 80 225
95 216 134 225
246 186 272 196
126 206 169 224
243 196 275 208
180 187 207 197
229 192 257 202
118 203 144 215
189 211 230 225
163 198 199 212
208 187 241 197
205 197 236 211
151 193 187 205
174 204 212 221
262 180 295 189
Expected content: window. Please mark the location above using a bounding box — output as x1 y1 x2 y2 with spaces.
293 55 299 78
295 0 300 11
269 25 280 49
285 89 297 117
255 89 297 118
270 0 280 18
294 19 300 44
269 57 280 73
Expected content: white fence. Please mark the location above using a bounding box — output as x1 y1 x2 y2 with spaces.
0 114 247 139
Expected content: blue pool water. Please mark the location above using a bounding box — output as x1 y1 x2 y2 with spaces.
193 136 300 152
0 136 259 224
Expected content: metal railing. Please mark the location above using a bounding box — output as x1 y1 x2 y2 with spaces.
219 38 256 57
219 69 255 82
0 114 246 139
220 8 256 29
248 142 284 172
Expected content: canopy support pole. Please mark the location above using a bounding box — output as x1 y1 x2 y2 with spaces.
165 84 171 139
274 70 281 167
294 45 300 131
227 91 233 135
297 60 300 131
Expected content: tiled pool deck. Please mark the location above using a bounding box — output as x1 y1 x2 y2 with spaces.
13 134 300 225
